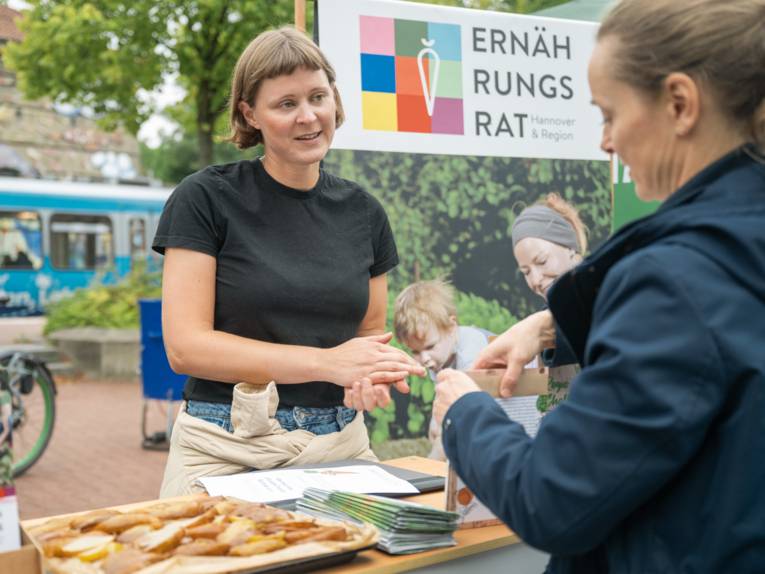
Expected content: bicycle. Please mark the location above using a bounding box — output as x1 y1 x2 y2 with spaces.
0 298 57 477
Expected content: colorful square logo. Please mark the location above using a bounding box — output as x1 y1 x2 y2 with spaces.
359 16 463 135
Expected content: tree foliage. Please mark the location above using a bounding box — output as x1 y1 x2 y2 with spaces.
4 0 293 165
140 130 256 185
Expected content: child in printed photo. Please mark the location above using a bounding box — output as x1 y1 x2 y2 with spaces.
394 279 540 460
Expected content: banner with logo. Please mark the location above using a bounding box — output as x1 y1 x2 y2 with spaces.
316 0 612 446
318 0 606 161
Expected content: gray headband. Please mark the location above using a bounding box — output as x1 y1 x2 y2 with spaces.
511 205 580 252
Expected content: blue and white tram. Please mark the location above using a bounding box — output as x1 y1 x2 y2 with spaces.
0 176 172 315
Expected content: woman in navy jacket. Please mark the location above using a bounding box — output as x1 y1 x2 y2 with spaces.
434 0 765 571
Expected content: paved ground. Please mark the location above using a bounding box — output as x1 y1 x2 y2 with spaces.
15 377 172 520
0 317 46 345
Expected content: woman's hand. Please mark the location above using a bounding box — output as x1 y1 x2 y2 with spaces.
342 376 411 412
472 310 555 398
322 332 425 388
433 369 481 425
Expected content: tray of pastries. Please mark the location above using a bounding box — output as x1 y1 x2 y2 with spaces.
23 495 378 574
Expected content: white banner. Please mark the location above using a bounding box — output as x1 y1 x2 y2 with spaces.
318 0 607 161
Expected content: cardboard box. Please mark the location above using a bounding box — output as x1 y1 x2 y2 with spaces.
445 367 548 528
0 536 42 574
445 465 502 529
464 366 549 398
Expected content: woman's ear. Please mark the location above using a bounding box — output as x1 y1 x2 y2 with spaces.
663 72 700 137
238 101 260 130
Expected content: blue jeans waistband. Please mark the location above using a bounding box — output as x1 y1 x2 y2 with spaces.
185 400 356 435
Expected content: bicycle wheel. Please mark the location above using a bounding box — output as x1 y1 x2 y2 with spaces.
10 360 56 477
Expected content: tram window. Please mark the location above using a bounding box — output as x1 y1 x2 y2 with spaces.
129 218 147 260
50 214 113 270
0 210 43 270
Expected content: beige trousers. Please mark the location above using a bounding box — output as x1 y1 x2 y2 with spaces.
160 382 377 498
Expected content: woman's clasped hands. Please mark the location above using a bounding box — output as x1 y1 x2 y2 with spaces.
333 333 425 412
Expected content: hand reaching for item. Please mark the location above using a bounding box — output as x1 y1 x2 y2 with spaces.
472 310 555 398
432 369 481 425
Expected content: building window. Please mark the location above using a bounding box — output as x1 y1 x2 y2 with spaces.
129 217 147 261
50 214 113 270
0 210 43 270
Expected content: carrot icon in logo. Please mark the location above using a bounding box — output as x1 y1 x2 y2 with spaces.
417 38 440 117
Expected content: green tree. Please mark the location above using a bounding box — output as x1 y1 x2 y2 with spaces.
140 129 256 185
4 0 293 166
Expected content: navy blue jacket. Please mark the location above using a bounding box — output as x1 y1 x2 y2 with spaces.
442 146 765 573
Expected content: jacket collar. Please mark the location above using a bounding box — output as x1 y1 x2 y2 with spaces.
546 144 764 363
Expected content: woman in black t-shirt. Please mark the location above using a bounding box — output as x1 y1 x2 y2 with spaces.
153 27 424 496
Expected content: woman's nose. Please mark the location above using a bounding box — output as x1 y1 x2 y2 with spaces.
528 268 544 291
296 102 317 123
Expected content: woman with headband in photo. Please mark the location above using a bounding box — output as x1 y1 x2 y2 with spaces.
509 193 587 412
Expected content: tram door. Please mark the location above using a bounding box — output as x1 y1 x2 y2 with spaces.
128 217 148 262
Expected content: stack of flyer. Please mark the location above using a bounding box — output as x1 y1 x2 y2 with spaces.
297 488 459 554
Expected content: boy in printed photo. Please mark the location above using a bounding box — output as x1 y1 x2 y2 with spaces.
394 280 541 460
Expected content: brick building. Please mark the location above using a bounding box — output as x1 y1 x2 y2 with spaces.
0 6 142 181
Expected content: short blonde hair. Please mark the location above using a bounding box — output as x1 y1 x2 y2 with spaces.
228 27 345 149
540 193 589 255
394 280 457 344
599 0 765 150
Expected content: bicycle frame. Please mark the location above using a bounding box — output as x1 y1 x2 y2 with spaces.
1 351 58 399
0 349 58 476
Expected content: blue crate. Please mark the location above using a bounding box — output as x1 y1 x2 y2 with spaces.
139 299 186 401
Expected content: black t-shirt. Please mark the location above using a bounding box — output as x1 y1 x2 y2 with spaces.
152 159 398 407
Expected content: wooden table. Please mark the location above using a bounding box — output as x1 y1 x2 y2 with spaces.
21 456 549 574
322 456 548 574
